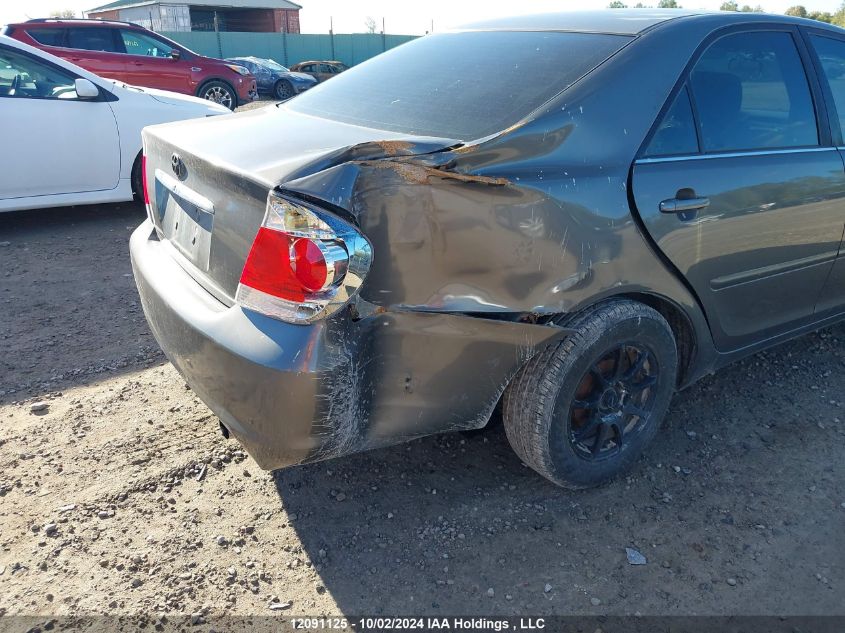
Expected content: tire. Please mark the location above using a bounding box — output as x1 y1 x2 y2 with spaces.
502 300 678 489
131 152 143 202
274 79 294 101
198 80 236 110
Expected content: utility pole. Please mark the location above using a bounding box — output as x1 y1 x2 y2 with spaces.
213 11 222 57
381 17 386 51
330 16 335 60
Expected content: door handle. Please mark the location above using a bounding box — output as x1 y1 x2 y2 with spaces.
659 196 710 214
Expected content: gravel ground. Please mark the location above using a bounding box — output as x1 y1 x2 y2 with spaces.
0 202 843 623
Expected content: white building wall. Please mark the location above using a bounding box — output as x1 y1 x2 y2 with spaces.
118 4 190 32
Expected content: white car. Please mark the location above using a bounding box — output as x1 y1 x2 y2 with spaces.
0 34 229 212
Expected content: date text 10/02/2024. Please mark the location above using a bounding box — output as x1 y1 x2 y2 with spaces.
291 617 547 631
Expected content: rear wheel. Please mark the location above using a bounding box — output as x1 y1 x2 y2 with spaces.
502 300 677 489
198 80 236 110
274 79 294 101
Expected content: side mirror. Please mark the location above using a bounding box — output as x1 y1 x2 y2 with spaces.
74 78 99 99
170 49 181 60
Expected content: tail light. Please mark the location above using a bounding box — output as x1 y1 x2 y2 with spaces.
235 192 372 324
141 153 152 218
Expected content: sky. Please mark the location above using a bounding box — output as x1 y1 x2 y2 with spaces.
1 0 843 34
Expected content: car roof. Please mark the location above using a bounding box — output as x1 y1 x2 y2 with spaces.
457 9 845 36
11 18 141 28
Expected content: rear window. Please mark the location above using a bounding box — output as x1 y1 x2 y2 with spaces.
288 31 630 140
26 28 67 47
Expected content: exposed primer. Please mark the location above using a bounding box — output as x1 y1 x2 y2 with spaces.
358 160 510 187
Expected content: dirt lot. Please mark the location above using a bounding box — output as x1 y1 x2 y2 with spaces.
0 202 843 623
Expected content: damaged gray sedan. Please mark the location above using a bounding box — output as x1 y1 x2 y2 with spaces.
131 10 845 488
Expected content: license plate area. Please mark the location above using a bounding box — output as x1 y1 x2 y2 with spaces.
155 170 214 271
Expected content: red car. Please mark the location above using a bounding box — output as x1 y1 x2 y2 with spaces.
3 18 257 109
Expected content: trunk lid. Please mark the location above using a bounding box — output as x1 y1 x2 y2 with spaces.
142 104 456 303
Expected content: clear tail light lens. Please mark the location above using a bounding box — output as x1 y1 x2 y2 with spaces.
236 192 372 324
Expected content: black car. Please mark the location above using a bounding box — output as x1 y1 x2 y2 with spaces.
225 56 316 100
133 10 845 489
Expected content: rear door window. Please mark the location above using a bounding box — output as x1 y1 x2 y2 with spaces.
289 31 631 139
26 28 67 47
66 27 119 53
808 34 845 140
644 85 699 157
688 31 818 152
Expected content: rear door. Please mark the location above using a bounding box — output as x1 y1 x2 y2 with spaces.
805 31 845 314
117 28 189 94
63 26 126 81
632 27 845 350
0 44 120 198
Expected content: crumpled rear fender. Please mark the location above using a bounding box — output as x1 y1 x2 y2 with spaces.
282 157 616 316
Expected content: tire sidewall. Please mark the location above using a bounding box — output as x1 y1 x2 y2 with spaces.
199 81 236 110
275 80 293 100
543 310 677 487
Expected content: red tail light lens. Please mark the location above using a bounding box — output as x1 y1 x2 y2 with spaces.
141 154 150 206
291 238 328 292
236 193 372 324
239 227 306 303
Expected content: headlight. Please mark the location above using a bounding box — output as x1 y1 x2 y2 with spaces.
224 64 251 76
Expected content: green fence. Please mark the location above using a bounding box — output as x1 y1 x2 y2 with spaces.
160 31 418 66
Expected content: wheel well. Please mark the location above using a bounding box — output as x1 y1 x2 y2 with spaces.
480 293 697 429
549 293 696 388
605 293 695 387
130 150 143 201
196 78 234 96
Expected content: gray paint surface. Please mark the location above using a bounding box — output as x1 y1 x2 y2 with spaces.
133 11 845 470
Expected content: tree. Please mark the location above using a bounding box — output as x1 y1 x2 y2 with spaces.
49 9 76 17
719 1 738 9
657 0 680 7
364 16 377 33
739 4 764 11
808 10 834 22
831 2 845 26
784 5 808 16
607 1 628 7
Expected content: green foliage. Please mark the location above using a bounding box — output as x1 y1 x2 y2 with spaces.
720 1 739 9
657 0 680 6
607 1 628 7
789 2 845 25
785 5 808 16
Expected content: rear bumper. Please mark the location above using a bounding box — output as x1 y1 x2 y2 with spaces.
130 220 566 470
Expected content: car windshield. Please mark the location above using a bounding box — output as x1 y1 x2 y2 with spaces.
263 59 289 71
288 30 630 139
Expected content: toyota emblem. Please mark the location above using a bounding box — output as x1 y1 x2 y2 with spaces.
171 153 186 180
